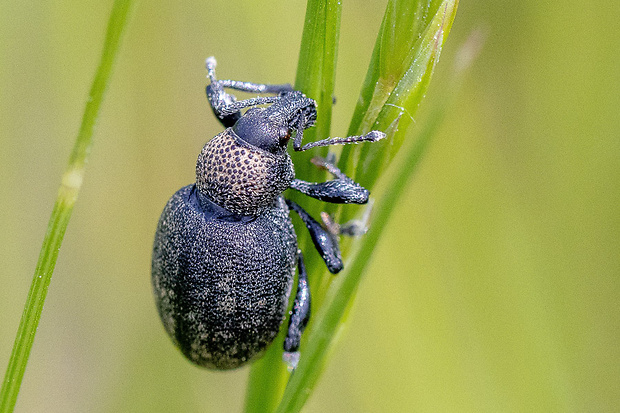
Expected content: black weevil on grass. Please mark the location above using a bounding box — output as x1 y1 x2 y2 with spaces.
152 57 385 370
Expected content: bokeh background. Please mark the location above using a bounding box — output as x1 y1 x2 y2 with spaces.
1 0 619 412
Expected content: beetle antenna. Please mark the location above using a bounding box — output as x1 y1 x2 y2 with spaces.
294 130 386 152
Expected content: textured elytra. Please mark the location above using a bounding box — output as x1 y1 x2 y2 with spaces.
196 129 294 216
152 185 297 369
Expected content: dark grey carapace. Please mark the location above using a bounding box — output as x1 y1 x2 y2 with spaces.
151 57 385 370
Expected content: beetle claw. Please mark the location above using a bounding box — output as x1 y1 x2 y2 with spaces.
320 199 374 237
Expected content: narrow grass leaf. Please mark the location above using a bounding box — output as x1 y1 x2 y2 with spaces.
243 1 342 411
293 0 342 184
0 2 134 412
276 107 448 413
276 1 459 412
339 0 444 178
243 333 289 413
353 0 458 192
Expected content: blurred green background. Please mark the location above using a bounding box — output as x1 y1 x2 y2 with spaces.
1 0 619 412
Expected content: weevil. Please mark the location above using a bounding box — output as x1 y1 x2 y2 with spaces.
151 57 385 370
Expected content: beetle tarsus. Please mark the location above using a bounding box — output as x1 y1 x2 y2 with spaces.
284 251 311 359
321 199 374 237
310 155 347 180
218 79 293 94
290 156 370 204
286 199 343 274
283 351 301 371
205 57 294 128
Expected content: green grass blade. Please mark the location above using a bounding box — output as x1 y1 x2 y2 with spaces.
319 0 458 309
289 0 344 322
347 0 435 134
317 0 454 305
339 0 452 184
275 1 459 412
243 333 289 413
242 1 341 411
353 0 458 191
276 107 448 413
0 2 134 412
293 0 342 184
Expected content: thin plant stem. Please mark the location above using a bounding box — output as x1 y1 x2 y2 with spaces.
276 1 459 411
242 0 341 411
0 2 134 412
275 107 446 413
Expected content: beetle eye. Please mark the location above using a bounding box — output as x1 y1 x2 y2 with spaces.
279 130 291 146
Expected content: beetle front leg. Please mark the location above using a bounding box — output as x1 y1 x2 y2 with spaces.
290 179 369 204
283 251 311 369
290 155 370 204
286 199 343 274
205 57 293 128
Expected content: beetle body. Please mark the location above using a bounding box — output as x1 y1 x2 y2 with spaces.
152 187 297 369
152 127 299 369
152 58 384 370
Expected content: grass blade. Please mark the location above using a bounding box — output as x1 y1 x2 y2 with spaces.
243 1 342 411
339 0 454 184
243 333 289 413
276 107 446 413
293 0 342 184
275 1 459 412
0 2 134 412
353 0 458 191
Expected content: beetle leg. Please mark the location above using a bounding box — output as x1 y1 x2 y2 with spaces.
290 179 369 204
286 199 343 274
206 84 282 128
289 156 370 204
283 251 311 370
205 57 293 128
216 79 293 95
207 56 293 94
310 153 345 178
320 199 374 237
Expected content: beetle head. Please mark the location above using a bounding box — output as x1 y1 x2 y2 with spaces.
233 91 317 153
